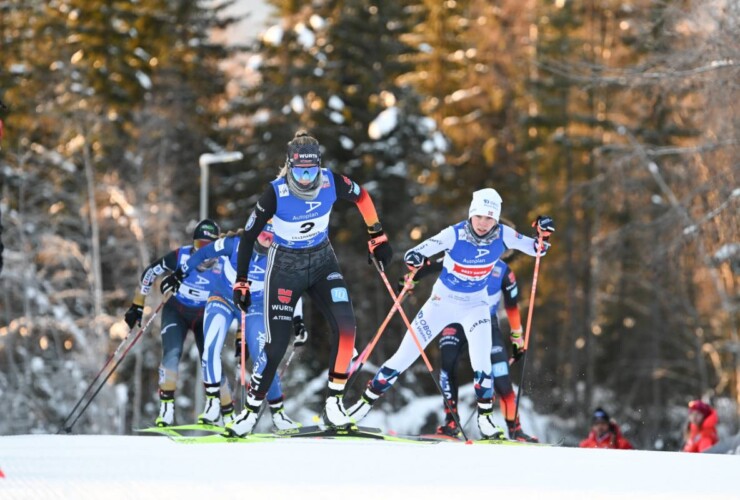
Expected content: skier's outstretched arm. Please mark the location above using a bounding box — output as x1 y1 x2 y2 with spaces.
123 250 178 328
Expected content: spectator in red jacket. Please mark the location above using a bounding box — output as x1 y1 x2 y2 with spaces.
682 400 719 453
579 408 634 450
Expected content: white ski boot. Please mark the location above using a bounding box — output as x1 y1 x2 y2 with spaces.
225 405 260 437
323 395 352 428
346 387 380 423
198 393 223 426
271 408 302 431
478 408 506 440
155 395 175 427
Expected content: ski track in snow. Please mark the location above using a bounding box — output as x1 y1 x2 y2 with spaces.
0 435 737 500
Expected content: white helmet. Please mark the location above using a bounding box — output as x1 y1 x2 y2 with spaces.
468 188 502 220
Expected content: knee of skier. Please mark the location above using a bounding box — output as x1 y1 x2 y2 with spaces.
473 370 493 400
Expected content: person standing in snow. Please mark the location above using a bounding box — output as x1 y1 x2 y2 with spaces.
579 408 634 450
347 188 554 440
682 400 719 453
160 223 304 430
225 130 392 437
123 219 232 427
403 248 538 441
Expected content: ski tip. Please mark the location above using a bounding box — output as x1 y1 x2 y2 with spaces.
311 415 320 423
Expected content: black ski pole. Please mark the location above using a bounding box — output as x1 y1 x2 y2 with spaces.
60 296 168 433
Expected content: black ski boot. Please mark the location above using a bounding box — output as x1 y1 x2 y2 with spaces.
507 418 539 443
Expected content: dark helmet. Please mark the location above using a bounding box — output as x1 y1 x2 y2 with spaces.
193 219 220 248
592 408 610 424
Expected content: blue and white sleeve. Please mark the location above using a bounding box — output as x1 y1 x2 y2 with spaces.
182 237 236 274
405 226 455 260
501 225 541 257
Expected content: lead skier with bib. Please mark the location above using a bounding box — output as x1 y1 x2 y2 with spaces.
347 189 554 439
226 130 392 436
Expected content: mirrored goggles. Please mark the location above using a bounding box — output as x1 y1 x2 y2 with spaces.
291 165 320 184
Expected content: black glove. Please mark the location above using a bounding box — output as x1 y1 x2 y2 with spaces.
367 230 393 270
124 304 143 329
404 250 427 269
232 278 251 312
160 268 185 295
510 328 525 363
293 316 308 347
532 215 555 240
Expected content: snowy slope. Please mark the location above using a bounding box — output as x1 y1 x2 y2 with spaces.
0 434 737 500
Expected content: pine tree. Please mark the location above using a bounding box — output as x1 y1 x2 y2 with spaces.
0 0 234 433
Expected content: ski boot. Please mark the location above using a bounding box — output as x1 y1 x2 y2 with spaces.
506 418 539 443
155 390 175 427
346 384 382 423
477 403 506 440
269 398 301 431
197 384 223 425
436 419 461 438
221 402 236 426
323 394 353 428
225 402 260 437
436 399 460 437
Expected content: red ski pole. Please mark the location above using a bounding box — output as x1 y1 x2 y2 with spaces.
513 234 544 423
60 293 171 433
240 310 247 387
370 257 469 442
348 268 418 377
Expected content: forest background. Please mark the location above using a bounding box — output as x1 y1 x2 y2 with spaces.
0 0 737 450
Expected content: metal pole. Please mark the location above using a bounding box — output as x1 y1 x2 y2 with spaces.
198 152 243 220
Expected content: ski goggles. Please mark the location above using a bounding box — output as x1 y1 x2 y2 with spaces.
193 239 215 249
290 165 320 184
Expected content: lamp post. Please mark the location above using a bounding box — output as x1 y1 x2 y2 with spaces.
198 152 244 220
194 151 242 420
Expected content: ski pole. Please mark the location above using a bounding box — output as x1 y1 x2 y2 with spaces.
370 256 470 442
513 235 544 424
60 325 139 432
240 310 247 387
233 326 248 410
60 295 170 433
348 268 418 379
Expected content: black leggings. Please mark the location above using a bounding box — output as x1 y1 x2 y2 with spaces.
438 314 513 406
248 240 356 398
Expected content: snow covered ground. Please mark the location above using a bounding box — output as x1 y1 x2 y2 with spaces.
1 433 737 500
